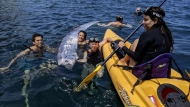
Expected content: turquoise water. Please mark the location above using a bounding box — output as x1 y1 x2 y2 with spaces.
0 0 190 107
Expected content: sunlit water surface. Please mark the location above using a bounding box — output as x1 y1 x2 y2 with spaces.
0 0 190 107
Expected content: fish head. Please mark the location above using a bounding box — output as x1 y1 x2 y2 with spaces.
58 58 76 70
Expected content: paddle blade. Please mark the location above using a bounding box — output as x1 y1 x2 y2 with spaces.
74 65 102 92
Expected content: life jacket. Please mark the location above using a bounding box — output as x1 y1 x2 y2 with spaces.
87 50 103 66
132 53 172 80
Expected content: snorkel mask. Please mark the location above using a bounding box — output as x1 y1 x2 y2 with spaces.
89 37 100 43
144 6 164 19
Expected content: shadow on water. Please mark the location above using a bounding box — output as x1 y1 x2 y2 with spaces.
52 62 123 107
55 73 122 107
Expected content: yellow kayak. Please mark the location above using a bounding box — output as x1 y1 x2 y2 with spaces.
102 29 190 107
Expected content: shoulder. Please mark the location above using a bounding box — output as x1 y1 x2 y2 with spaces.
43 44 50 49
108 22 116 25
141 28 160 35
140 30 154 40
140 28 162 42
19 47 31 55
29 46 36 51
85 40 89 44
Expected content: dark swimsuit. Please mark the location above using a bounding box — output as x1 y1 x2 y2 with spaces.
24 45 44 58
77 43 88 59
87 50 103 66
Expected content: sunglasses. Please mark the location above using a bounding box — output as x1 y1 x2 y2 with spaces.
89 37 99 43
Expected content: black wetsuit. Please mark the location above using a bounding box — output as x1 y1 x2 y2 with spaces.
122 27 171 65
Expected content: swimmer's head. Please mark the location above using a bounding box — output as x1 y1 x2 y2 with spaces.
136 7 141 13
78 30 87 40
32 33 43 42
116 16 123 22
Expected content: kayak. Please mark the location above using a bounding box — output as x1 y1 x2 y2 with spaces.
102 29 190 107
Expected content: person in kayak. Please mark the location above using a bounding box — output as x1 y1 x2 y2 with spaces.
77 30 89 59
0 33 57 71
118 6 173 67
97 15 132 28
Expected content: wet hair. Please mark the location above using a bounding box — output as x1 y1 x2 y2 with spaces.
136 7 141 12
78 30 87 40
116 16 123 22
32 33 43 42
144 6 173 51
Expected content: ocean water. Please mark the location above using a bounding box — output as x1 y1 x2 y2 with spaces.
0 0 190 107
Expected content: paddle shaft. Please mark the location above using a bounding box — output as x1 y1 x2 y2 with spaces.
101 0 167 66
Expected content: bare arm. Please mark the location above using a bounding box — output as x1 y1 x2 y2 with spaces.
44 45 58 53
77 51 87 63
99 37 112 51
106 22 114 26
122 23 132 28
0 49 30 71
97 22 114 27
85 40 89 44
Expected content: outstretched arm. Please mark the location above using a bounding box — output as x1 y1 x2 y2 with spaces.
99 37 112 51
44 45 58 53
122 23 132 28
97 22 114 27
0 49 30 71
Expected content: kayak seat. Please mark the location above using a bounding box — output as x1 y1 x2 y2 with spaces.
110 40 125 59
130 53 172 94
132 53 172 80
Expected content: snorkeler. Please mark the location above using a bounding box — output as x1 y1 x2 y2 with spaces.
134 7 143 16
97 15 132 28
77 37 112 94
